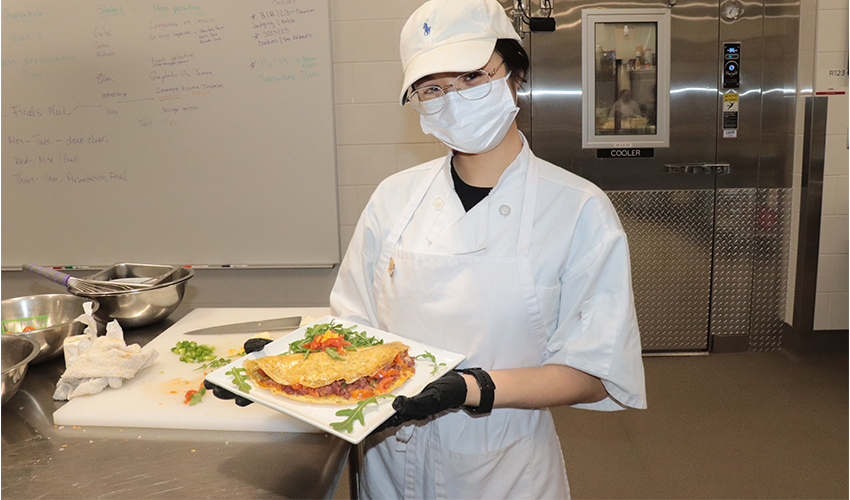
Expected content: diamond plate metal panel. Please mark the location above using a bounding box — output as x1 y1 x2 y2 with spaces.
608 190 714 352
750 189 791 351
712 188 791 351
609 188 791 353
712 189 757 339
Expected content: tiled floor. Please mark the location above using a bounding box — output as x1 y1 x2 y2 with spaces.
335 344 848 499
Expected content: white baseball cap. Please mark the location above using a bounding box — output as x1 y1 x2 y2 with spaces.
399 0 520 105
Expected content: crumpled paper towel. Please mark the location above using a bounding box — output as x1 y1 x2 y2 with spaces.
76 301 98 335
63 301 99 367
53 320 158 400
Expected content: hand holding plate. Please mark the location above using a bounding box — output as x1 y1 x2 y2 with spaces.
375 371 467 431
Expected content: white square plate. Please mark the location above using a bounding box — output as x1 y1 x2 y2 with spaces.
204 315 465 444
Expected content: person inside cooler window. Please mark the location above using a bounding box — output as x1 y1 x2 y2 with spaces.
608 89 644 120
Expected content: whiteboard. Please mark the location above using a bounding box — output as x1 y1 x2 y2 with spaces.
1 0 339 268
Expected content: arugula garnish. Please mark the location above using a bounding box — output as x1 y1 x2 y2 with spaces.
284 320 383 359
188 387 206 406
226 367 252 393
346 327 384 349
416 351 446 375
324 347 346 360
330 394 395 433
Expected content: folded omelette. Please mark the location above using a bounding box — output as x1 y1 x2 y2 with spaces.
244 341 415 404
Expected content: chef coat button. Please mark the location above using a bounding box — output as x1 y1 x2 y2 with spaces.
432 198 445 210
498 204 511 217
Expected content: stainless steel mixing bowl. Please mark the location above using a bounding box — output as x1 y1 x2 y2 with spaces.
1 294 99 364
71 266 194 328
2 336 40 405
85 263 182 285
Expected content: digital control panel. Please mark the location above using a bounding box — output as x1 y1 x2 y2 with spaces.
723 42 741 89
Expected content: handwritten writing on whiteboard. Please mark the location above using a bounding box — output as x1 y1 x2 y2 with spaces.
250 7 315 47
2 0 326 194
148 16 226 44
1 0 339 268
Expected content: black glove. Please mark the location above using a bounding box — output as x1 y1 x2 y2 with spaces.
376 371 468 432
204 337 274 407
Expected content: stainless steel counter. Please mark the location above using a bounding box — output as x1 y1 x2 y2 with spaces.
1 307 352 499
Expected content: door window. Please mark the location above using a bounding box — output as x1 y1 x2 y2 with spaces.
582 9 670 148
594 22 657 135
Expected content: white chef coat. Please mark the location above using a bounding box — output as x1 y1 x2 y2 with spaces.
330 137 646 499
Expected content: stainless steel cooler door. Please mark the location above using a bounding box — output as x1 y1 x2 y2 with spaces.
525 1 720 193
518 0 793 352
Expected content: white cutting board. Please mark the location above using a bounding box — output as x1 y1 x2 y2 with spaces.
53 307 330 433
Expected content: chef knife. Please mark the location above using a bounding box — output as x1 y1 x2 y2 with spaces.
182 316 302 335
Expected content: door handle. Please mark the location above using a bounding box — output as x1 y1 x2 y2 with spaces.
665 163 731 174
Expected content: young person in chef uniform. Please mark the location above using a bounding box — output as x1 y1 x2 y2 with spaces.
329 0 647 498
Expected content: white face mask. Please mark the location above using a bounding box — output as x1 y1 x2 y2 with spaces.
419 74 519 154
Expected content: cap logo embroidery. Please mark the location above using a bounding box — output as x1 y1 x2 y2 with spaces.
423 20 431 36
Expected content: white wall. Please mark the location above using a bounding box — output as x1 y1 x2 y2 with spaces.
330 0 447 251
815 92 849 330
789 0 849 331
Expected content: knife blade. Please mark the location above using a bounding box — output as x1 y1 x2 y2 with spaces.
182 316 302 335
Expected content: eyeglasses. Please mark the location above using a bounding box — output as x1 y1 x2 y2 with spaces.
407 61 505 115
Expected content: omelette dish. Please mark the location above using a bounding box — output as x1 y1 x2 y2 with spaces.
243 341 416 404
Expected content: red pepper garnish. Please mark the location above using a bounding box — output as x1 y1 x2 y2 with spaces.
184 390 198 404
375 377 395 393
352 389 375 399
374 369 399 379
302 330 352 354
183 381 206 405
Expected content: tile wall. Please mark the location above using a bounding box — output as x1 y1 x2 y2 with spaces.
814 89 849 330
790 0 849 330
330 0 447 251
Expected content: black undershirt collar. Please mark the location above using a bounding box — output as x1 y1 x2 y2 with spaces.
451 158 492 212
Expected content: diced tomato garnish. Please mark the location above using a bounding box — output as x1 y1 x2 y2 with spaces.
376 377 395 393
183 380 206 405
375 369 399 379
351 389 375 400
323 337 343 348
303 331 352 353
184 390 198 404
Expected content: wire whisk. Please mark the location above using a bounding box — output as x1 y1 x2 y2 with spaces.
23 263 153 295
